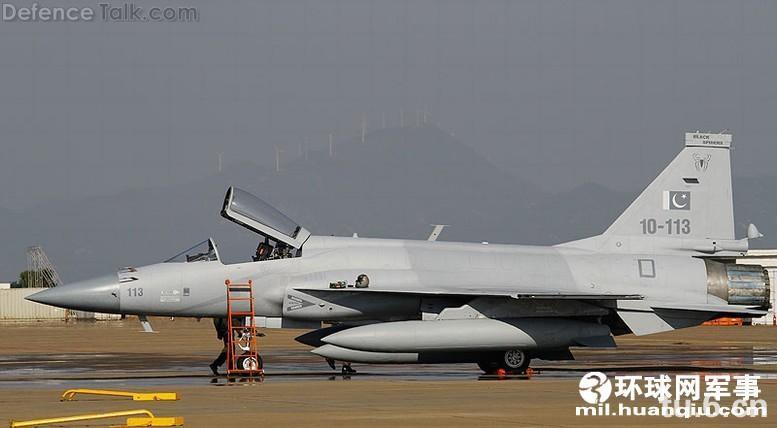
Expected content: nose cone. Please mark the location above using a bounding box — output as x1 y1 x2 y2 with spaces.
26 274 120 313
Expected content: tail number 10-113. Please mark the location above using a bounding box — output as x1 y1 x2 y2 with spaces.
640 218 690 235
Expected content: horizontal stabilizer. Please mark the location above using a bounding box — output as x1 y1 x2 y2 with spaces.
617 301 766 336
617 310 675 336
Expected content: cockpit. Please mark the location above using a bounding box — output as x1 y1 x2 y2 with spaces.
251 238 293 262
221 187 311 262
164 238 221 263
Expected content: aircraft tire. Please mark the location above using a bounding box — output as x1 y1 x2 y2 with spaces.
501 349 530 373
477 350 531 375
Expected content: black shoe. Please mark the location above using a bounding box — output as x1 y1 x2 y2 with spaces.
209 363 219 376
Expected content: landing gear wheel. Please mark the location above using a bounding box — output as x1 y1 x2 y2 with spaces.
478 350 531 375
502 349 530 374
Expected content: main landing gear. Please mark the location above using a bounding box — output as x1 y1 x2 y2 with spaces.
478 349 531 375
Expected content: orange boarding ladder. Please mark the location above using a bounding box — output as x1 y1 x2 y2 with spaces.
225 279 263 376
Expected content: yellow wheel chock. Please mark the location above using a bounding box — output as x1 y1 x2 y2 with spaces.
9 409 184 427
126 415 185 427
60 388 179 401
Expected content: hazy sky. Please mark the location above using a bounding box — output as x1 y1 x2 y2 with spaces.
2 0 777 210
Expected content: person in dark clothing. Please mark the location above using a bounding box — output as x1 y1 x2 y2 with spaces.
209 317 229 375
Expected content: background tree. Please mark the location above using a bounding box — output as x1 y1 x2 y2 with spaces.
11 269 58 288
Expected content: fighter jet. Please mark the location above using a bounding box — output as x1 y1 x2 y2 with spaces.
27 132 770 374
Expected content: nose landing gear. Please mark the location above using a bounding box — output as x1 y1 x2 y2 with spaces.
341 362 356 374
326 357 357 374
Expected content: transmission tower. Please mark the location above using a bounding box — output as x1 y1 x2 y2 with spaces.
274 145 284 172
26 246 64 288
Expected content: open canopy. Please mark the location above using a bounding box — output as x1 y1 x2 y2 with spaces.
221 187 311 249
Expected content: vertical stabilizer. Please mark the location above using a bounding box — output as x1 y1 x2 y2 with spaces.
603 132 734 240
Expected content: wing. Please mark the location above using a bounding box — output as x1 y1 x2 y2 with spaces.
293 287 643 301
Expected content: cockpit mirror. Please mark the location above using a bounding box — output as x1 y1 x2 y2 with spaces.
164 238 221 263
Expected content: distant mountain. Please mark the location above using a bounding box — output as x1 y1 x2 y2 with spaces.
0 125 542 281
526 183 632 245
261 126 541 241
1 126 775 282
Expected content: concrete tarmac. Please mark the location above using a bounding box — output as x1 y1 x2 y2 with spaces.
1 318 776 426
